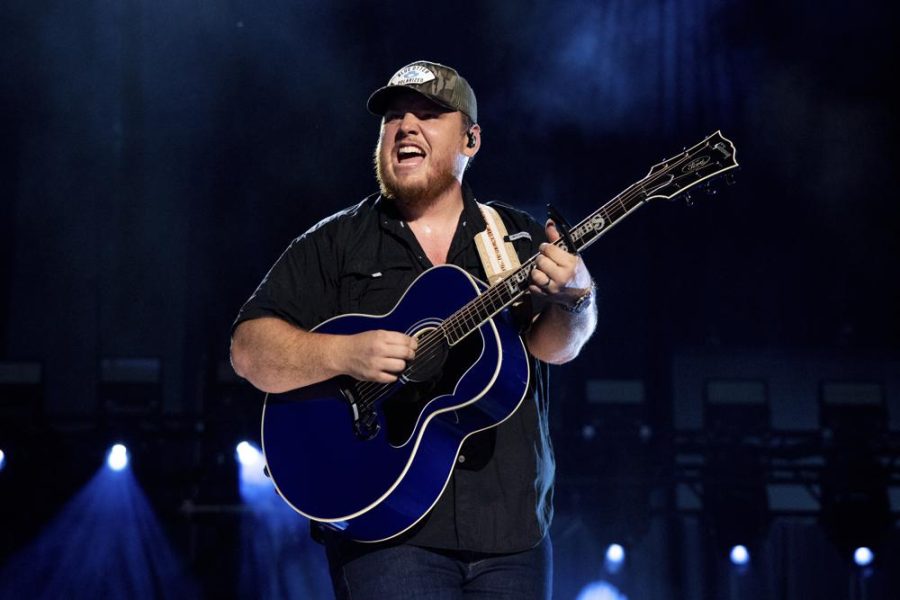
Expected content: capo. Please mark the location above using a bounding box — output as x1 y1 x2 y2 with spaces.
546 204 578 254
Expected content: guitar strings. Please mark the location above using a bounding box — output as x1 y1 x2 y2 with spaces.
349 252 544 407
350 148 718 410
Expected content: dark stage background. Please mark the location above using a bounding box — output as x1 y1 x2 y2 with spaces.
1 1 898 598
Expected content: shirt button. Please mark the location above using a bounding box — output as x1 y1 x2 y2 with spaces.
458 455 466 464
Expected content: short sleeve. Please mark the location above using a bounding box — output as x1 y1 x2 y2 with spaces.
232 223 340 333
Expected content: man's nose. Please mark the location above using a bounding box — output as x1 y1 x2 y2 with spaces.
397 112 421 133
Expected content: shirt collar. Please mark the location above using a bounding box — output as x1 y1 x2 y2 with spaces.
459 180 488 235
374 181 487 238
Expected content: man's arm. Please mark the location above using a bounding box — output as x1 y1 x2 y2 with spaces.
524 221 598 364
231 317 417 393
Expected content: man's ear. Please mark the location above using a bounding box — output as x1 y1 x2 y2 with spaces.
463 124 481 157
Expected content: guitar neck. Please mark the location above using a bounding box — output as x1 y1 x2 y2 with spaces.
438 130 738 345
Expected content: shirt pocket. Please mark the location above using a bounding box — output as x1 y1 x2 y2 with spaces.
339 261 415 315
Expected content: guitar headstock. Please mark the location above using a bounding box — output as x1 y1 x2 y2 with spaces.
643 131 738 201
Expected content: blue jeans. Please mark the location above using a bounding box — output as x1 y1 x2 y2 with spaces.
326 536 552 599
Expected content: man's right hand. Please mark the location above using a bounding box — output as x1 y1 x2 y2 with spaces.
330 330 418 383
232 318 418 393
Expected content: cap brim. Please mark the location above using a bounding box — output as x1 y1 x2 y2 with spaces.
366 85 457 117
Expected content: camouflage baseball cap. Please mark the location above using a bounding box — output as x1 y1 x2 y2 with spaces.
367 61 477 123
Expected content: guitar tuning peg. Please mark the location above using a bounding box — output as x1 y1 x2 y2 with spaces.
725 173 737 186
704 184 718 196
684 192 694 206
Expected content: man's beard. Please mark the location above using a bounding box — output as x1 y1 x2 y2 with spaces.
373 142 459 209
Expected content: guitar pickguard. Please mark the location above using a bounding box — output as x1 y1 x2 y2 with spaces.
381 332 484 448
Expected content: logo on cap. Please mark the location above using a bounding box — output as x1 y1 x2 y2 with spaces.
388 64 436 86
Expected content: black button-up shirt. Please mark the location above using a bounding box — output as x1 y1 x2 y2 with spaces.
234 185 555 553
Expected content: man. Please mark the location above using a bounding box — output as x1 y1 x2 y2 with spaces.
231 60 597 599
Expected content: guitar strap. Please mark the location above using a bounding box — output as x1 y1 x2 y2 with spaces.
475 203 522 285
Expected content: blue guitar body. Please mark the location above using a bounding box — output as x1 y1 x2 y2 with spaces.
261 264 530 543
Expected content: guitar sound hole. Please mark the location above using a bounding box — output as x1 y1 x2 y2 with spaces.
381 333 483 447
405 328 449 383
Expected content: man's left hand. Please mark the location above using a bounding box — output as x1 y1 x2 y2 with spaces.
528 219 592 308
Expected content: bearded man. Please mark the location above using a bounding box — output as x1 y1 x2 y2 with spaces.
231 60 596 599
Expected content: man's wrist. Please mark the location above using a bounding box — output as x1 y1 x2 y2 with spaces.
557 280 595 314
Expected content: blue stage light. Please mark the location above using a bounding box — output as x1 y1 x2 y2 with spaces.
233 439 332 597
236 441 262 466
236 441 268 492
853 547 874 567
576 580 629 600
606 543 625 564
0 449 5 471
729 544 750 566
0 462 196 596
107 444 128 471
603 543 625 574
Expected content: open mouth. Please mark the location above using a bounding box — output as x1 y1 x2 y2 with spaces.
397 144 426 164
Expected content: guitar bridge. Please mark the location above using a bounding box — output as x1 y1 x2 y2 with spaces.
340 382 381 441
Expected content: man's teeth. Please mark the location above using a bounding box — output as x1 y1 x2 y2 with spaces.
398 147 425 159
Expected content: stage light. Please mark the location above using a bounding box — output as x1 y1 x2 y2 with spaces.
236 441 262 466
729 544 749 566
0 461 195 596
702 381 770 562
819 382 891 560
603 542 626 574
237 441 268 492
578 380 654 550
99 358 161 417
107 444 128 471
853 547 874 567
233 441 332 598
0 449 5 471
605 543 625 565
575 580 628 600
584 379 647 439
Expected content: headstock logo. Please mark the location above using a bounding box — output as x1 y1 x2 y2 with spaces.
682 156 711 173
